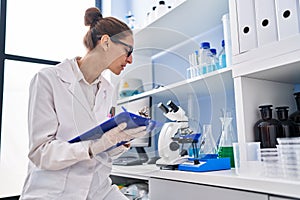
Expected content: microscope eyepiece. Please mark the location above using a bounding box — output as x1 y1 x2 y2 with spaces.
167 100 179 112
158 102 169 114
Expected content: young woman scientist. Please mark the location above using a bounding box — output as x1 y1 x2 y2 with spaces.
20 7 151 200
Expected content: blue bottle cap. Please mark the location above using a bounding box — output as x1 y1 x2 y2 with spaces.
200 42 210 49
221 40 225 47
210 48 217 55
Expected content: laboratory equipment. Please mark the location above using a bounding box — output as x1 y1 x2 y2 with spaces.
178 125 230 173
217 111 236 167
276 106 297 137
254 105 282 148
289 92 300 136
178 157 230 172
123 183 148 200
156 100 201 169
233 142 262 177
148 6 157 24
187 51 199 78
222 13 232 68
199 124 217 156
218 40 226 69
155 1 169 19
198 42 211 74
209 48 218 72
113 96 155 165
126 11 136 29
118 78 144 98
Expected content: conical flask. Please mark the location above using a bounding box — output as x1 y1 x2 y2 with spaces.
218 111 235 167
199 124 217 157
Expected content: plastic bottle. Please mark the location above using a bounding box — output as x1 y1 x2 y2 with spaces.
126 11 136 29
148 6 157 23
209 48 219 72
155 1 169 19
218 40 226 69
217 111 235 167
254 105 282 148
276 106 297 137
289 92 300 136
198 42 211 75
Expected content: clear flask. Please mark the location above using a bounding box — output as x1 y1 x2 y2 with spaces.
217 111 235 167
199 124 217 157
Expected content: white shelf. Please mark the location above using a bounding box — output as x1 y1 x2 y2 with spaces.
117 67 233 105
232 34 300 84
133 0 229 57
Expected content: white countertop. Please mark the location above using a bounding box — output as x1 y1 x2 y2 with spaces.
112 164 300 199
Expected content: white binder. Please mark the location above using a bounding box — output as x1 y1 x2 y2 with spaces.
275 0 300 40
254 0 278 46
236 0 258 53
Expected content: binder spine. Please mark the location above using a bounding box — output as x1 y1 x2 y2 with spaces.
236 0 258 53
275 0 300 40
254 0 278 47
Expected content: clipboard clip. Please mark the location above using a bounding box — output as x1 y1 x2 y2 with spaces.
121 106 128 112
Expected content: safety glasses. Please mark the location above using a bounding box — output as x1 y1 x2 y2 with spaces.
110 38 133 58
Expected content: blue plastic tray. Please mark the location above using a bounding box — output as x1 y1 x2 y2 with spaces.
178 157 231 172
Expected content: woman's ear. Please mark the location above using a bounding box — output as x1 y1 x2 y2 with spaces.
99 34 110 51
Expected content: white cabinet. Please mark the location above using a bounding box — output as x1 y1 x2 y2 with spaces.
111 165 300 199
229 0 300 143
149 178 268 200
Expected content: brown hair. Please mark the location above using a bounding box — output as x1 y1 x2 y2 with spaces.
83 7 132 50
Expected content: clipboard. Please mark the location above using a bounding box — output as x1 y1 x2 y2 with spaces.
68 111 160 146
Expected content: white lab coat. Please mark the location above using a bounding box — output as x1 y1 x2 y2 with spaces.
20 58 127 200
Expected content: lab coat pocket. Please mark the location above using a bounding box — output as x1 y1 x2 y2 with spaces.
28 168 68 196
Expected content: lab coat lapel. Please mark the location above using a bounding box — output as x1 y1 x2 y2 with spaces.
55 59 96 122
68 81 96 121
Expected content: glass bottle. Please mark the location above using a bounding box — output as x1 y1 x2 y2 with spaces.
289 92 300 136
217 111 235 167
156 1 169 19
209 48 219 72
254 105 282 148
198 42 211 75
276 106 297 137
218 40 226 69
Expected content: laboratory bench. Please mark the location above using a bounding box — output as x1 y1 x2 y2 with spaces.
111 164 300 200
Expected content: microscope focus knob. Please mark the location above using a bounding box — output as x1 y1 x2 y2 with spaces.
169 141 180 151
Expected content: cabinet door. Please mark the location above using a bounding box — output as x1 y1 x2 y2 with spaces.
269 196 298 200
149 178 268 200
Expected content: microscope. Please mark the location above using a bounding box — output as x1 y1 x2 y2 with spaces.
155 100 201 169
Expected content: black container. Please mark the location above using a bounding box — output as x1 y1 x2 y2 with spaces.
275 106 297 137
254 105 283 148
289 92 300 136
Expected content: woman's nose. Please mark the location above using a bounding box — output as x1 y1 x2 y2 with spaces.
126 54 133 64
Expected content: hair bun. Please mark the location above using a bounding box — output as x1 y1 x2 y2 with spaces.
84 7 103 26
